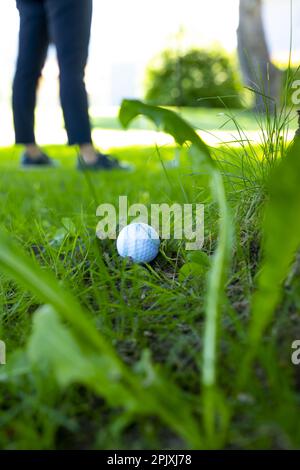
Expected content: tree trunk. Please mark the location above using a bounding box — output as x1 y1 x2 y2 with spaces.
237 0 282 110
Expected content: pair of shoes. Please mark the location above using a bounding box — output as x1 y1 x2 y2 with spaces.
21 152 54 168
20 151 132 171
77 152 132 171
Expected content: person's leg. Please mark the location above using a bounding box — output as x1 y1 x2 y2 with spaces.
13 0 50 158
45 0 98 162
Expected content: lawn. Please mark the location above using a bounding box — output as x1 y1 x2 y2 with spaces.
0 104 300 450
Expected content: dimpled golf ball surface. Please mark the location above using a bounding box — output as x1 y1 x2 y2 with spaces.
117 223 160 264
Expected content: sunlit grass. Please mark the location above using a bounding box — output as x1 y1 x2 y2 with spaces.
0 105 300 450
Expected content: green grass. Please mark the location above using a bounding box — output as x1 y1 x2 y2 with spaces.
0 109 300 450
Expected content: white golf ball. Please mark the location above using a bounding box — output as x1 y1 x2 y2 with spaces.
116 223 160 264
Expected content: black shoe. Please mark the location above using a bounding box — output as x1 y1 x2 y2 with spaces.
77 152 132 171
21 152 54 168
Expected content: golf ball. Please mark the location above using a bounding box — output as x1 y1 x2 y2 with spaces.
116 223 160 264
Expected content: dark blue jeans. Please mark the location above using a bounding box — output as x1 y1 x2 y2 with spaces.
13 0 93 145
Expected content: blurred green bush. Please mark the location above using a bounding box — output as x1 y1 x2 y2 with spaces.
144 47 244 109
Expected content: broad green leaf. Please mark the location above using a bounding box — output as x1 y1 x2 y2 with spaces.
186 251 211 267
178 262 207 282
119 99 213 163
27 306 141 410
27 307 202 447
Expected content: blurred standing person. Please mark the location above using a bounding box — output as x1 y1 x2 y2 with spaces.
13 0 126 170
